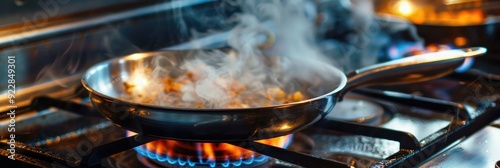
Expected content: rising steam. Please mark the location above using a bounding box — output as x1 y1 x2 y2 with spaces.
125 0 340 108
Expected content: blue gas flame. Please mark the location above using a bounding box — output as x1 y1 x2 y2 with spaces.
134 146 269 167
131 132 294 167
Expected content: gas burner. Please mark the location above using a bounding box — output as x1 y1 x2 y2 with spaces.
137 154 271 168
104 132 315 168
135 146 269 168
128 131 293 168
326 95 389 125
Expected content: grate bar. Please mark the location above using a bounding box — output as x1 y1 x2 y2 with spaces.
352 88 470 121
315 118 421 150
80 134 157 167
377 103 500 167
228 141 351 168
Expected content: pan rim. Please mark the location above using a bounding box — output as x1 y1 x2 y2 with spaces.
81 50 347 112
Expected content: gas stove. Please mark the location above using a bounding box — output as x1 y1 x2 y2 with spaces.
1 57 500 168
1 1 500 168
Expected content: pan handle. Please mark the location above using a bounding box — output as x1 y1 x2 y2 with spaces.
340 47 487 98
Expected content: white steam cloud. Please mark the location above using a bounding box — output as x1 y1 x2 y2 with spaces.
125 0 341 108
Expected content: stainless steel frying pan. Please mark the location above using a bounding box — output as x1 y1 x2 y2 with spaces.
82 47 486 141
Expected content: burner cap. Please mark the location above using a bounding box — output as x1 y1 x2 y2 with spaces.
137 154 270 168
327 97 384 124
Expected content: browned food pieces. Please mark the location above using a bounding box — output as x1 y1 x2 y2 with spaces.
229 80 247 96
163 77 184 93
123 71 308 108
290 91 305 102
266 87 286 101
123 82 134 95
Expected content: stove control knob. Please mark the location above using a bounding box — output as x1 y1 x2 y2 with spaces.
496 160 500 168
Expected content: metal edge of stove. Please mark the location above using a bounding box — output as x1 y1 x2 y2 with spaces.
0 0 216 49
0 74 82 113
0 107 81 137
0 0 223 98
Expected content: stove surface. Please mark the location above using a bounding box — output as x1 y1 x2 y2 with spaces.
2 68 499 168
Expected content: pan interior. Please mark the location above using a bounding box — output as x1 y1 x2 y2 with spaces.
82 50 346 109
